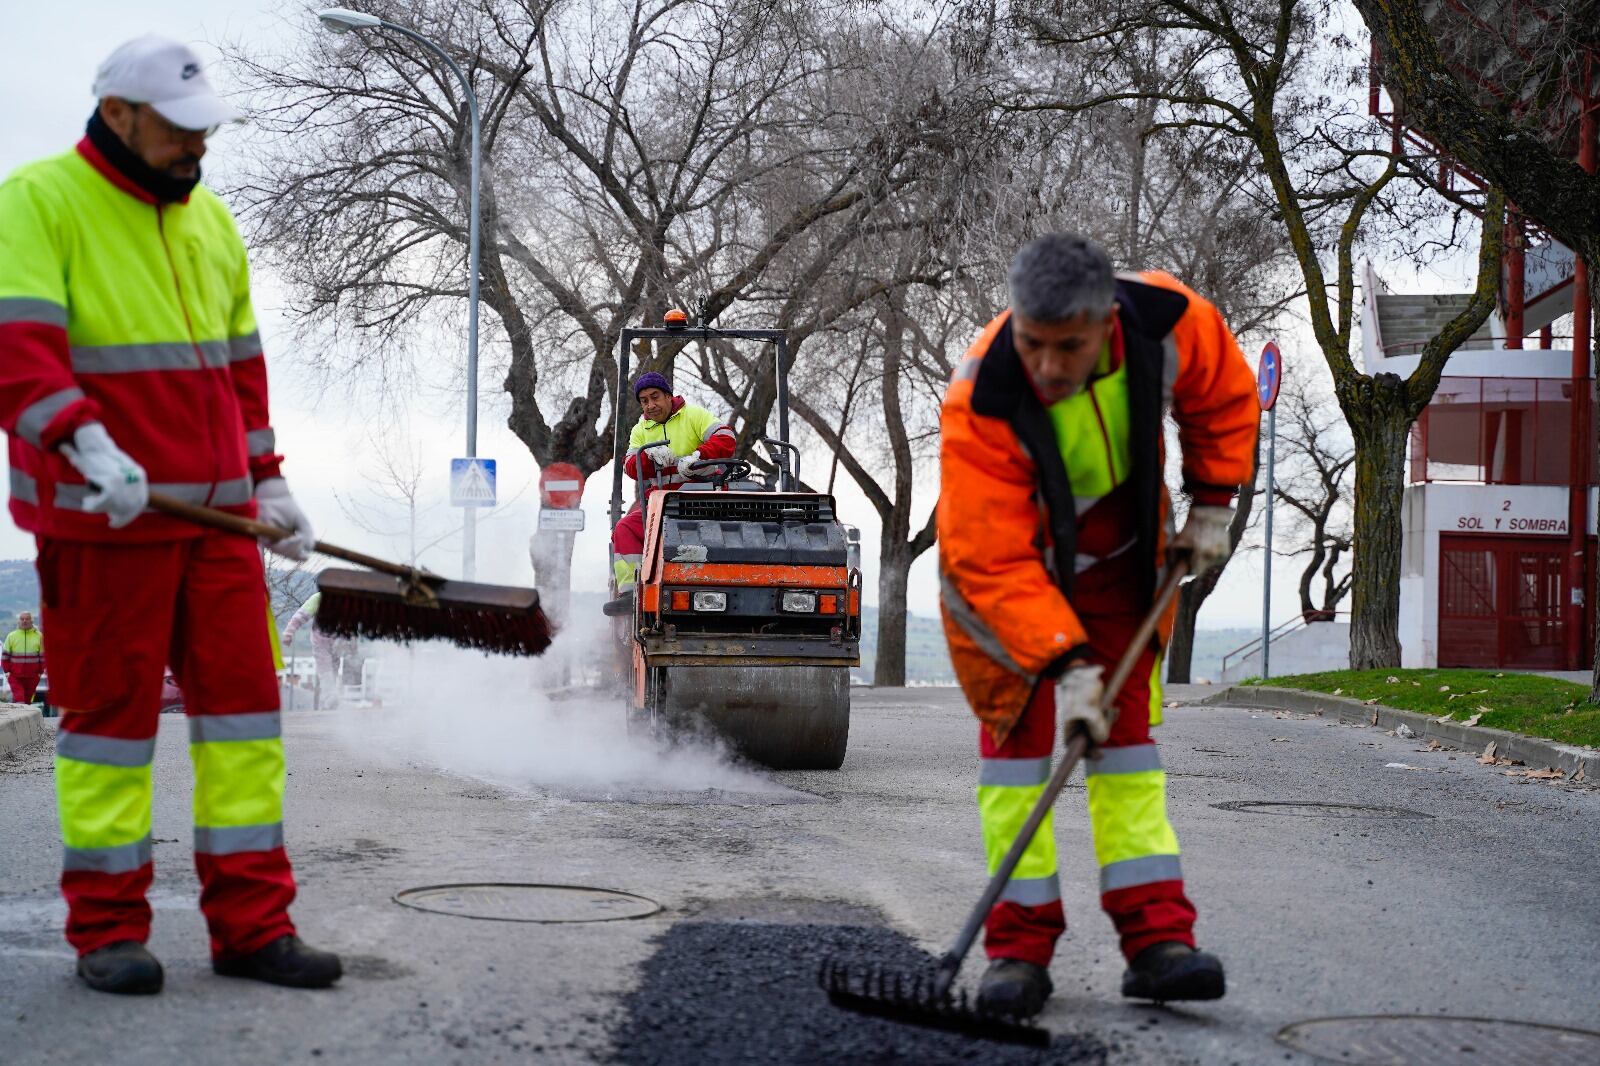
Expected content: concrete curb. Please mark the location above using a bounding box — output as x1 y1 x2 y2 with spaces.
0 703 46 759
1207 685 1597 781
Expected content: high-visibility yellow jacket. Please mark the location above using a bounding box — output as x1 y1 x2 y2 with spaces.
0 136 281 541
621 397 737 491
2 627 43 672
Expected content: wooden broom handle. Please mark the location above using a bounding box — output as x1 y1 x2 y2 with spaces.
146 491 429 581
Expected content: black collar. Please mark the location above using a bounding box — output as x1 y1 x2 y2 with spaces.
86 109 200 205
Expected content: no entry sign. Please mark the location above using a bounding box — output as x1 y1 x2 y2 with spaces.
1257 341 1283 411
540 462 585 509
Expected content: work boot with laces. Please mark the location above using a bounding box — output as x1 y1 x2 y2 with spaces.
214 935 342 989
976 958 1053 1017
77 940 164 995
1120 941 1225 1002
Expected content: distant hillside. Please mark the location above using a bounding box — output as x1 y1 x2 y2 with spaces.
0 560 39 633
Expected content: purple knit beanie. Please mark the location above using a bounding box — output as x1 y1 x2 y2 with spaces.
633 371 672 399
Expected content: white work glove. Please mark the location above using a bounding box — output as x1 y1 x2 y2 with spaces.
643 444 676 472
59 423 149 529
254 478 315 561
1057 663 1109 747
1171 504 1235 576
676 450 703 478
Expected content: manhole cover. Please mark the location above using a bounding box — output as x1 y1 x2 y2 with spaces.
1212 800 1432 819
394 883 662 923
1277 1015 1600 1064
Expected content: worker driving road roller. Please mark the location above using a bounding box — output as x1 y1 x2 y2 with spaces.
610 370 737 599
939 234 1258 1017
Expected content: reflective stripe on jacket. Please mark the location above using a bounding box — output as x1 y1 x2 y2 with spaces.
0 138 280 541
2 627 43 670
621 397 737 491
938 271 1259 746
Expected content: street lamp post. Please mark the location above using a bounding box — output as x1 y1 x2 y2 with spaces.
318 8 482 580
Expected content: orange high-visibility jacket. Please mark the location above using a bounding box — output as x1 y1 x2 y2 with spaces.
938 271 1259 745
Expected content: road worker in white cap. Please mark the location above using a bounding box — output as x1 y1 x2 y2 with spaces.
0 35 334 995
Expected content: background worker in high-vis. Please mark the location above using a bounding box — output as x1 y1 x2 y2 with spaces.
609 371 737 599
0 36 337 995
3 610 45 704
938 234 1259 1017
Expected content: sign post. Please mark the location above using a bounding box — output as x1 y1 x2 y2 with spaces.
530 464 588 640
1257 341 1283 679
450 458 497 580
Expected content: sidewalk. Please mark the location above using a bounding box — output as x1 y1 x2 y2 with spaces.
0 704 44 759
1209 684 1596 780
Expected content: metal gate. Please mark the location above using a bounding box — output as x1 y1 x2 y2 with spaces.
1438 535 1567 669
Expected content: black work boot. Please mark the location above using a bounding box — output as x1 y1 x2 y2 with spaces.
77 940 163 995
213 935 342 989
976 958 1054 1017
1121 941 1225 1002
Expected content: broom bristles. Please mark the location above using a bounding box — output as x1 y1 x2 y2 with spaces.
313 569 555 657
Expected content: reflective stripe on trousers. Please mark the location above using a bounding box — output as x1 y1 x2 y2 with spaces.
977 754 1061 906
191 711 286 856
56 729 157 874
1085 741 1182 893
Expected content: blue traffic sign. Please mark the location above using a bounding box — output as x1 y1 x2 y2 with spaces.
1257 341 1283 411
450 458 497 507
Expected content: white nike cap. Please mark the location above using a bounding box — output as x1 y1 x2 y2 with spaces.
92 35 241 131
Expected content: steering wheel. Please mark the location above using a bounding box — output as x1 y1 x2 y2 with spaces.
688 458 753 489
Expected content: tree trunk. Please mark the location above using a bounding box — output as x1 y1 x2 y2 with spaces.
1347 383 1412 669
1165 579 1204 683
528 529 576 626
875 544 911 687
1166 438 1262 684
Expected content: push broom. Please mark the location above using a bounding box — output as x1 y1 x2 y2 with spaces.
146 491 555 657
820 559 1190 1047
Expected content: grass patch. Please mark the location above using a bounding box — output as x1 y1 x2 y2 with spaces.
1245 668 1600 749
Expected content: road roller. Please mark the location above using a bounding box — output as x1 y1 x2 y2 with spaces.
604 320 861 770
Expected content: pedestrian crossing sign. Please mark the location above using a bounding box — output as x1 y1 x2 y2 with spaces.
450 458 497 507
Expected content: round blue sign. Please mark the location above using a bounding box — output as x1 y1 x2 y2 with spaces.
1257 341 1282 410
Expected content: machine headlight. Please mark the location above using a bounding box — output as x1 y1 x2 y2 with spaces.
781 590 818 613
693 591 728 612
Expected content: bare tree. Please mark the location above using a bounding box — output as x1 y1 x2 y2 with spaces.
230 0 952 591
1008 0 1505 668
1273 370 1355 622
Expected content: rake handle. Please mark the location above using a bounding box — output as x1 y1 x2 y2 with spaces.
145 491 425 581
932 560 1191 1000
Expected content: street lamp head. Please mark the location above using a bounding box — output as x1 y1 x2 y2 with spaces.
317 8 384 33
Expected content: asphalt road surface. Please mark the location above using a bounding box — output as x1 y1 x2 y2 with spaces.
2 684 1597 1065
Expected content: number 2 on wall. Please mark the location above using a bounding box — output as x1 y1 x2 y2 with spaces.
1503 500 1511 512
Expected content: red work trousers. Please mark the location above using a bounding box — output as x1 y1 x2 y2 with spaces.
981 534 1197 966
40 532 297 958
7 668 41 703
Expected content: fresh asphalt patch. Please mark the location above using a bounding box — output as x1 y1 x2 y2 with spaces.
609 905 1111 1065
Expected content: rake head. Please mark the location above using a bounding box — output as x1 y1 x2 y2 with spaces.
818 958 1049 1048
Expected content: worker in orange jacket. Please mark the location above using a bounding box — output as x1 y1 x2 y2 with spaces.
939 234 1259 1016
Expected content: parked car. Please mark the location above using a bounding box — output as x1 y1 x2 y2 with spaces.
30 672 184 718
160 672 184 714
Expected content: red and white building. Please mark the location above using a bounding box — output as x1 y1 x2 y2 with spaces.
1369 8 1598 671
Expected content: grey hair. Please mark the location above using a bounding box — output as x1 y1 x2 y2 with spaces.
1008 234 1115 322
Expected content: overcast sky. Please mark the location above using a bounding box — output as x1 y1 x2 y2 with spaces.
1 2 1487 650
